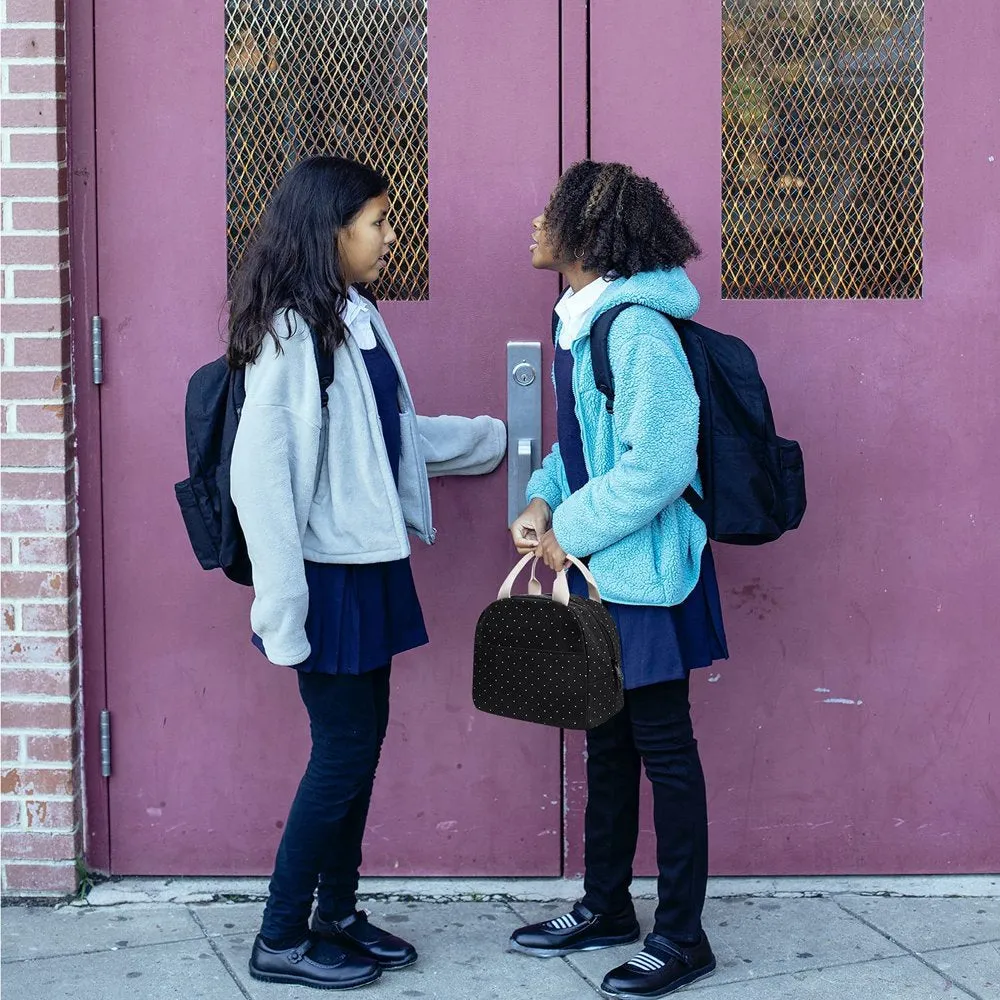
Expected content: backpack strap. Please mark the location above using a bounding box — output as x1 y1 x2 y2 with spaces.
588 301 702 510
588 302 632 414
311 332 335 409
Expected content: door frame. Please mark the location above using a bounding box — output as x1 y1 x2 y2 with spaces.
68 0 111 873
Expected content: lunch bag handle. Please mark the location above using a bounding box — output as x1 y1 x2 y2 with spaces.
498 553 603 606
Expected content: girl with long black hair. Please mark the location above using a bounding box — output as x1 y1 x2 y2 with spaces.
230 155 505 990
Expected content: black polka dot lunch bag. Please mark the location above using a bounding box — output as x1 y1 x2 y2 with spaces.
473 553 623 730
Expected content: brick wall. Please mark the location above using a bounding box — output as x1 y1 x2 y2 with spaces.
1 0 82 895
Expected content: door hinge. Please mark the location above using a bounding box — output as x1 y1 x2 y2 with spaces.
100 708 112 777
91 315 104 385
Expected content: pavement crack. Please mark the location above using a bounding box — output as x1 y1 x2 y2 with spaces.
831 898 986 1000
187 904 254 1000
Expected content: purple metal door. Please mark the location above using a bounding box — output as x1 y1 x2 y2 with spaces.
568 1 1000 875
89 1 564 874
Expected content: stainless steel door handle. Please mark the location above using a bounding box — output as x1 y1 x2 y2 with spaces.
507 342 542 526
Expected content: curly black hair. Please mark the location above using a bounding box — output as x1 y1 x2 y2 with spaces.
544 160 701 277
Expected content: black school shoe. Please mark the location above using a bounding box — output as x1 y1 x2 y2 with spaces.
248 934 381 990
600 933 717 998
509 902 641 958
312 909 418 970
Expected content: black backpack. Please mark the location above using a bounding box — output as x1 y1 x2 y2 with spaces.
174 325 335 586
555 302 806 545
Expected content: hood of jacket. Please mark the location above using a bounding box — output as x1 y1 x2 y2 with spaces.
590 267 700 326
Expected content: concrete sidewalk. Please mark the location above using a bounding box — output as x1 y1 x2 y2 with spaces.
1 884 997 1000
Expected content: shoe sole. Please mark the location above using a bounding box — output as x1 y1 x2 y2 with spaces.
377 953 418 971
600 961 716 999
248 966 382 990
508 929 641 959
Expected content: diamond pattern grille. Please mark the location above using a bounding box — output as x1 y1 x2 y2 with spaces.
722 0 924 299
225 0 428 299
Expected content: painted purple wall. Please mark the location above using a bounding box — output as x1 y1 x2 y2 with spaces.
573 0 1000 874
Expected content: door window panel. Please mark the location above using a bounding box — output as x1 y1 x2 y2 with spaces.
722 0 924 298
226 0 428 299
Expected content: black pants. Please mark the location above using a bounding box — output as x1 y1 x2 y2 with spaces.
260 666 391 945
581 677 708 945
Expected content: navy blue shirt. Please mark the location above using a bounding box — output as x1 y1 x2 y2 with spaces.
554 345 727 689
254 341 428 673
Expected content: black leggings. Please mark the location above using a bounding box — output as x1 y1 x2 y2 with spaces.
581 676 708 945
260 666 391 945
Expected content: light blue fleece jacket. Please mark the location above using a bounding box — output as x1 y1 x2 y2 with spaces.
526 268 706 607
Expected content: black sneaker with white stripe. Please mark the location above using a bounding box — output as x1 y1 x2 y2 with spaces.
600 932 716 998
509 902 640 958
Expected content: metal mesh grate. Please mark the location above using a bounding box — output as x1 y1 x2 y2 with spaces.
225 0 428 299
722 0 924 299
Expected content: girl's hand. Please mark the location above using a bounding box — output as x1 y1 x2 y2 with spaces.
511 498 552 554
537 529 569 572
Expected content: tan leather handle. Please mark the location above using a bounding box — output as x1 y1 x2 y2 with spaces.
498 552 538 600
552 555 602 606
498 553 602 606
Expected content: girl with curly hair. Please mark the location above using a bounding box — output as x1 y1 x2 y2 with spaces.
508 161 728 999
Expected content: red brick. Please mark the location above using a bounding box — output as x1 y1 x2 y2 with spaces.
1 767 73 796
1 830 75 860
2 799 24 827
19 535 73 566
1 635 72 664
6 61 65 95
0 232 67 265
1 28 64 59
0 370 67 399
0 470 73 501
0 538 12 565
11 334 70 368
0 301 71 334
0 99 63 128
7 133 66 166
25 798 74 829
2 862 77 894
2 602 15 630
0 170 66 200
10 267 69 299
0 568 69 600
0 438 68 469
1 664 75 698
20 600 73 632
5 0 65 23
0 699 73 731
25 733 73 763
13 402 70 434
10 198 68 230
0 501 72 532
1 734 23 761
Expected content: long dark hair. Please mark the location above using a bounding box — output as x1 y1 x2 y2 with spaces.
544 160 700 277
227 156 388 368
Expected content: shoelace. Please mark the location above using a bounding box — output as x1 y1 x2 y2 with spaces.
543 911 586 931
626 949 669 973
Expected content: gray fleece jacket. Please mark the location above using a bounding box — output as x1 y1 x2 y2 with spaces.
230 308 506 666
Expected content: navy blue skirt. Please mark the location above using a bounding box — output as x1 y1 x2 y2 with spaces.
568 549 727 689
260 558 429 674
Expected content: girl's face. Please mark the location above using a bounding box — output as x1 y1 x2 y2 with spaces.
338 192 396 286
529 211 561 271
